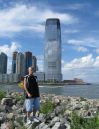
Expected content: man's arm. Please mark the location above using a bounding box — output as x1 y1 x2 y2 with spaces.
24 78 31 97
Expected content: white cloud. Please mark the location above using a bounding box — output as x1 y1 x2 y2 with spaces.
0 42 21 57
0 42 21 73
0 4 78 37
37 60 43 72
42 10 77 24
63 54 94 69
94 56 99 67
66 3 90 10
95 49 99 54
37 55 44 60
62 54 99 83
74 46 88 52
36 55 44 72
67 37 99 48
64 29 79 34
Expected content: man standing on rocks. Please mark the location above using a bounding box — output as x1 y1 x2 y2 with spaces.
24 66 40 124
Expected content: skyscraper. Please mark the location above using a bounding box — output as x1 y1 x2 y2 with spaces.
32 56 37 72
12 51 18 73
16 52 25 75
24 51 32 74
44 18 62 82
0 52 7 74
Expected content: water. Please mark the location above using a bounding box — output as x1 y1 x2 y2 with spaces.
0 84 99 99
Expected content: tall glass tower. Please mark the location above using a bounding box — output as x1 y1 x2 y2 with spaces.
16 52 25 76
12 51 18 73
0 52 7 74
44 18 62 82
24 51 32 74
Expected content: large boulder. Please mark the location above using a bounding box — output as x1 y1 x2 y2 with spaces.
50 117 60 127
1 98 13 106
7 113 14 120
52 122 60 129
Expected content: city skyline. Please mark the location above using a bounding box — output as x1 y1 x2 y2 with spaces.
1 51 37 76
0 0 99 83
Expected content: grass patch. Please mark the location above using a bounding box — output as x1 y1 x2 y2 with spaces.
15 94 24 102
71 112 99 129
40 100 54 114
0 90 6 100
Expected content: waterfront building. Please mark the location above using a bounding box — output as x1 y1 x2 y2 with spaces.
12 51 18 73
32 56 37 72
44 18 62 82
24 51 32 74
0 52 7 74
16 52 25 76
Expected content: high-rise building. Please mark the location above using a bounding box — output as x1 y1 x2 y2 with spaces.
12 51 18 73
0 52 7 74
44 18 62 81
16 52 25 75
32 56 37 72
24 51 32 74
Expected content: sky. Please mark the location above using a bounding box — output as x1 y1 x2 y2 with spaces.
0 0 99 83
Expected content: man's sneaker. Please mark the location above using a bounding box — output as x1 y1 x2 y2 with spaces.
33 116 40 122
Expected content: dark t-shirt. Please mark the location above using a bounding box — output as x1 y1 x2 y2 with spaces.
24 75 40 99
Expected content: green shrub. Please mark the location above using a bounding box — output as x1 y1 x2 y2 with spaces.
0 90 6 100
71 112 99 129
40 101 54 114
15 94 24 102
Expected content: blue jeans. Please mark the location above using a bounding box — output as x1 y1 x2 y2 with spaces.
25 97 40 112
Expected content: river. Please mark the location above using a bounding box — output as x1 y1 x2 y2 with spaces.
0 84 99 99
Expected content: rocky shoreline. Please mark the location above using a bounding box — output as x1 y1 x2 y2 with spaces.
0 92 99 129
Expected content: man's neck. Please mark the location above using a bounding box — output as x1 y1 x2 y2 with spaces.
29 74 33 76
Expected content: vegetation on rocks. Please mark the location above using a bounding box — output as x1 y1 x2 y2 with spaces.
71 112 99 129
1 92 99 129
40 100 54 114
0 90 6 100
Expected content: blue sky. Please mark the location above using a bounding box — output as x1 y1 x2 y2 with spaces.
0 0 99 83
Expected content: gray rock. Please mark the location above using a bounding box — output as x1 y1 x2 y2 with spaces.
39 113 46 122
39 122 46 128
16 108 23 114
15 115 24 123
27 123 33 129
14 121 21 128
0 112 7 120
1 98 13 106
50 117 60 127
55 106 62 115
64 123 71 129
60 118 67 125
52 122 60 129
5 105 12 113
59 124 66 129
54 98 60 105
50 112 55 119
0 116 4 125
1 122 10 129
7 113 14 120
0 105 5 112
42 124 48 129
12 105 18 110
74 104 82 110
38 122 48 129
